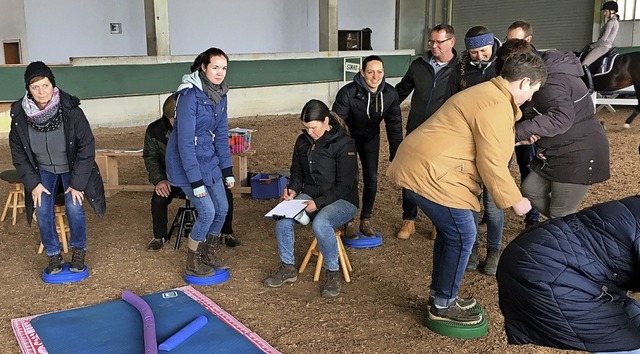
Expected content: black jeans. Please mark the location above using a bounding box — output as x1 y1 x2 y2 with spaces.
355 136 380 220
220 186 234 234
150 185 182 240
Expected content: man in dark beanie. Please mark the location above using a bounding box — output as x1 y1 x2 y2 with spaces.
24 61 56 90
10 60 105 279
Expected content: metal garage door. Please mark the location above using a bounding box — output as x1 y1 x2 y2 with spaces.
451 0 593 52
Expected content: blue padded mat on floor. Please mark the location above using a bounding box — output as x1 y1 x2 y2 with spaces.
29 289 268 354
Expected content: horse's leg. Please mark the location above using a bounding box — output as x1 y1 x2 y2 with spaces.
623 106 639 128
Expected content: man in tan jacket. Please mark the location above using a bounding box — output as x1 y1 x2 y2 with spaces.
387 53 546 326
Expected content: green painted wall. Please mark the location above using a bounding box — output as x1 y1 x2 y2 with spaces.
0 55 413 102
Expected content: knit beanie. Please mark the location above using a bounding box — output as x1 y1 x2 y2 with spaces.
24 61 56 90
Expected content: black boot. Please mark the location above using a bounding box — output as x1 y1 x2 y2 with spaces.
583 65 594 93
186 242 216 277
202 233 230 269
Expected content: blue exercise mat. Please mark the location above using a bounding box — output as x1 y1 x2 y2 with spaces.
28 288 275 354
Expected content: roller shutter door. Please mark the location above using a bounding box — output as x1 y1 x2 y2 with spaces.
451 1 593 52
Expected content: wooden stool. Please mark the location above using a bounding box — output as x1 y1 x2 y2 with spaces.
37 204 70 254
299 230 353 282
1 183 26 225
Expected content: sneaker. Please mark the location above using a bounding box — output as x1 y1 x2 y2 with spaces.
428 302 482 325
465 246 479 272
146 238 165 251
222 233 241 247
70 248 86 273
483 248 500 276
321 270 341 298
427 296 476 311
396 220 415 239
47 254 63 275
264 263 298 288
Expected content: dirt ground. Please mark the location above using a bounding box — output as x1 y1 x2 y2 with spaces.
0 107 638 354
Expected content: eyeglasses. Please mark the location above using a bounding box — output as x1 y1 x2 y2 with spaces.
428 37 453 46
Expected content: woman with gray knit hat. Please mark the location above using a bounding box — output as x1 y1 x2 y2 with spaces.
9 61 106 277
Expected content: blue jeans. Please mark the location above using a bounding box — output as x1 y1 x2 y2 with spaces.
476 186 504 250
36 170 87 256
180 180 228 241
275 193 357 271
406 190 475 308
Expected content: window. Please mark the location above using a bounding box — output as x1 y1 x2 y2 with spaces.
616 0 640 20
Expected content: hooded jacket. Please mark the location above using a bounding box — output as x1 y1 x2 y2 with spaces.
287 122 359 210
9 89 106 224
332 73 403 161
143 114 172 185
497 195 640 352
165 72 233 190
515 50 610 185
387 77 523 212
395 50 458 134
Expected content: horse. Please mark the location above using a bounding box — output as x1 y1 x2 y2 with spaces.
577 46 640 128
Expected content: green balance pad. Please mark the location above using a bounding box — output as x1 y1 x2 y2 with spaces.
424 305 488 339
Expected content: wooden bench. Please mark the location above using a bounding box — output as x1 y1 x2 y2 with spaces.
96 149 255 197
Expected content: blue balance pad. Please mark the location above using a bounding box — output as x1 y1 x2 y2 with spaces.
41 263 89 284
29 289 267 354
341 233 383 249
184 268 230 286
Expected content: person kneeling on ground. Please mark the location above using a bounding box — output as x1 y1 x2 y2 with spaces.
497 195 640 353
263 99 359 298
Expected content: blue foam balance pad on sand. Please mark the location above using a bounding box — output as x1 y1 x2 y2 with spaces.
184 268 230 285
341 233 383 248
41 263 89 284
13 286 280 354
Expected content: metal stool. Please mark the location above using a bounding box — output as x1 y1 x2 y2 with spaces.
0 170 25 225
299 230 353 282
168 197 197 250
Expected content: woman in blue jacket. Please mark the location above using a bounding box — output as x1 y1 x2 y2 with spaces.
166 48 234 277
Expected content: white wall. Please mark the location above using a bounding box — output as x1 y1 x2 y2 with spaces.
23 0 147 64
0 0 27 64
615 20 640 46
338 0 395 50
168 0 320 55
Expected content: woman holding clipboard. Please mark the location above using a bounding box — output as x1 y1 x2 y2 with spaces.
263 99 359 298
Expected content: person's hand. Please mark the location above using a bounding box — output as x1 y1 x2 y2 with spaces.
65 187 85 206
32 183 51 208
511 198 532 216
225 181 235 189
155 180 171 198
303 199 317 213
282 188 297 201
516 135 540 146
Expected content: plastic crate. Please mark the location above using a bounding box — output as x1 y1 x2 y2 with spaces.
228 128 254 153
250 173 287 199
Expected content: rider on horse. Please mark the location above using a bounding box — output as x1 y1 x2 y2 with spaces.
582 1 619 90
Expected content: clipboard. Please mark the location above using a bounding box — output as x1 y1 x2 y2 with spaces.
265 199 309 219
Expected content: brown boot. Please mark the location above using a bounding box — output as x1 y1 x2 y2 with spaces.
359 218 375 236
201 233 230 270
343 220 358 239
396 220 415 239
186 241 216 277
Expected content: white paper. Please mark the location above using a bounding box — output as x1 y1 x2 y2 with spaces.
265 199 310 218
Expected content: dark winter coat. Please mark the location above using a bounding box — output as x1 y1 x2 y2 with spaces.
497 195 640 352
332 75 403 161
395 50 458 134
9 90 106 225
515 50 610 185
143 115 172 185
447 39 501 98
287 123 359 210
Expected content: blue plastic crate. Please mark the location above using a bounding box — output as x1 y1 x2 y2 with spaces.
250 173 287 199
